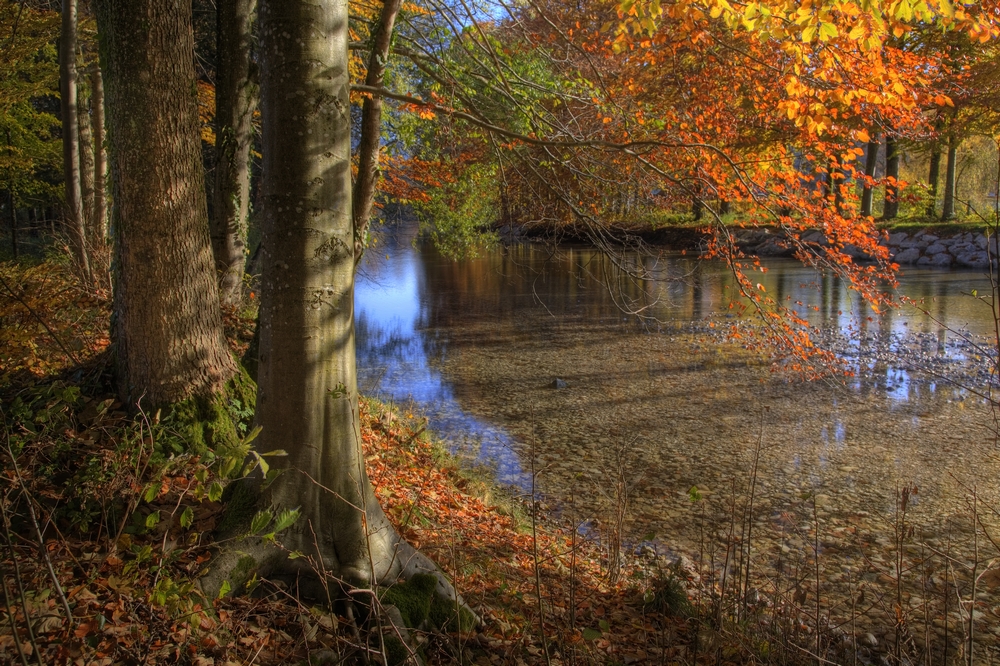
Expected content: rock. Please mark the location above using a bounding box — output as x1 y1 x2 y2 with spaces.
842 244 866 259
930 253 953 267
956 252 991 269
892 248 922 264
920 234 939 243
899 238 924 249
916 256 932 266
887 232 909 246
924 242 948 255
549 378 569 389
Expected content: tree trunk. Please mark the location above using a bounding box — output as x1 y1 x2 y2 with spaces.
95 0 238 408
8 190 17 259
941 133 959 221
692 195 703 221
927 140 941 217
91 64 108 241
883 135 899 220
236 0 462 601
859 135 879 218
827 160 845 214
78 73 96 245
352 0 403 263
61 0 92 284
212 0 258 305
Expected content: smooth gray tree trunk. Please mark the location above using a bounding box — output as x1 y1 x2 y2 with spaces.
941 133 959 221
352 0 403 263
78 73 96 245
212 0 258 305
228 0 463 603
927 139 942 217
91 64 108 242
883 135 899 220
95 0 238 407
61 0 92 285
859 135 879 218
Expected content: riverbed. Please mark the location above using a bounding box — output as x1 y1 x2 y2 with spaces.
355 223 1000 658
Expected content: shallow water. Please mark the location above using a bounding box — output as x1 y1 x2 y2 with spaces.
355 223 1000 648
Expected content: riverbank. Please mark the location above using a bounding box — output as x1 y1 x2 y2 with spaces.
516 217 998 270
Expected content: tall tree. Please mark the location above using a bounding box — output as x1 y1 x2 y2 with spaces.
77 74 95 241
352 0 403 262
941 130 959 220
204 0 465 604
211 0 258 305
883 133 899 219
60 0 92 284
94 0 237 408
90 64 108 241
859 133 880 217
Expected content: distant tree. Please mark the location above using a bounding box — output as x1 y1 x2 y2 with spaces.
60 0 91 283
211 0 258 304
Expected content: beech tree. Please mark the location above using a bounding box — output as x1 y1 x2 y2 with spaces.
205 0 464 605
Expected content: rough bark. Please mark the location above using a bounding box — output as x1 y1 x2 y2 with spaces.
927 139 942 217
212 0 258 305
883 135 899 220
211 0 464 607
60 0 92 284
941 132 959 221
95 0 238 408
91 64 108 241
352 0 403 263
859 135 879 218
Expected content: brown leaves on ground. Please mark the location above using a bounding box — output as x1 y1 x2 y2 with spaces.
0 261 693 666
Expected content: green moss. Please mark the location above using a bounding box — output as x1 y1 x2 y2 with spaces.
225 554 257 595
217 478 262 536
162 365 256 458
429 592 477 632
382 573 436 628
381 573 475 633
382 634 411 666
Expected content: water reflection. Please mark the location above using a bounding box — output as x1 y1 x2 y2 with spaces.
356 223 996 500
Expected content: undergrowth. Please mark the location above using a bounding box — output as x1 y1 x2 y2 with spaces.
5 256 995 665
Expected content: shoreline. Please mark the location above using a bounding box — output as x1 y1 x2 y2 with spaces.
512 220 999 271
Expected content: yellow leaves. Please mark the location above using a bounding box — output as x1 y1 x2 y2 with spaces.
856 128 870 143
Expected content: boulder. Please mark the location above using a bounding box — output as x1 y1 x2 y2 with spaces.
550 378 569 389
920 234 940 243
892 247 922 264
887 232 910 246
930 253 954 267
956 252 991 269
916 256 933 266
801 230 825 244
924 242 948 255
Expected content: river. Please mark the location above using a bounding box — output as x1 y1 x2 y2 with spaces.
355 221 1000 650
